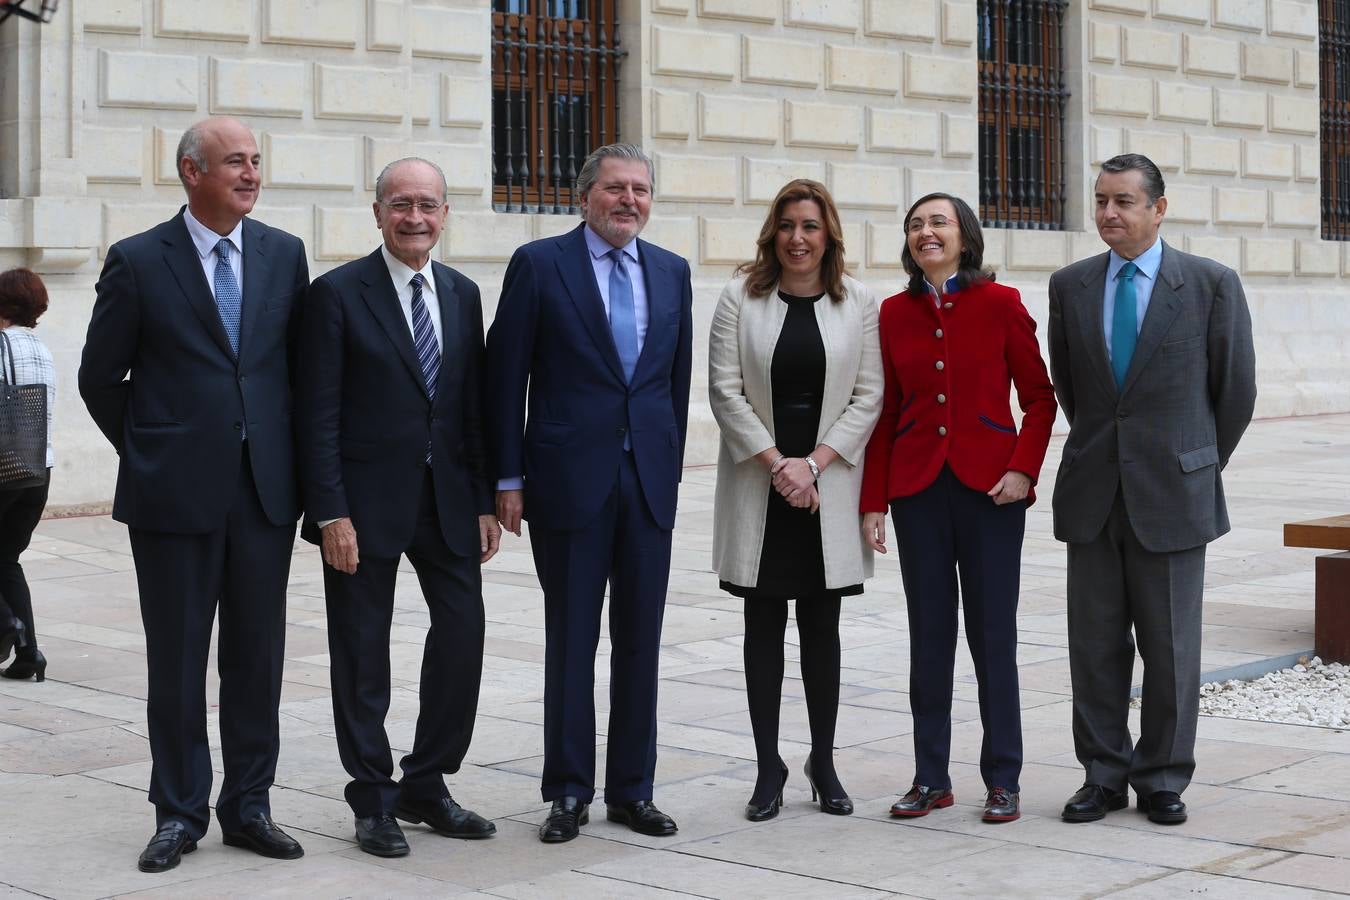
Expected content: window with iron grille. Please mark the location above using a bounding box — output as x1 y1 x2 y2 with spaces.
977 0 1070 230
491 1 626 215
1322 0 1350 239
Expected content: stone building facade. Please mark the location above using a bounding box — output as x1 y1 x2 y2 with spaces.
0 0 1339 509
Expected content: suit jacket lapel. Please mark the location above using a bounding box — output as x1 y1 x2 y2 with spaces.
431 262 459 404
633 239 671 378
360 249 430 399
1076 253 1118 398
1121 242 1184 395
162 212 236 363
238 217 266 363
554 224 626 383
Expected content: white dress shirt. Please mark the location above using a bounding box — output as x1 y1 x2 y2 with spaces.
380 245 444 355
183 206 244 299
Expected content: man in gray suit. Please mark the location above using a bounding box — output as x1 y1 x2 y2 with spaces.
1048 153 1256 826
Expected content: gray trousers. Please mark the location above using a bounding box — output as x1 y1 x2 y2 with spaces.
1066 492 1206 796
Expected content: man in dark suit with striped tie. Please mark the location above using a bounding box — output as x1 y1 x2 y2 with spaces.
297 157 500 858
80 116 309 872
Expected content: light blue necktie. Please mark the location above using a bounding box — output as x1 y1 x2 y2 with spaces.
1111 261 1138 389
608 248 639 383
410 273 441 464
213 238 242 355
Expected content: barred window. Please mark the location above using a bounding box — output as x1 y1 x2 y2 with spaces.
977 0 1070 229
491 1 626 214
1322 0 1350 239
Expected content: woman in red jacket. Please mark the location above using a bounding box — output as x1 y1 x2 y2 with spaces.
861 193 1055 824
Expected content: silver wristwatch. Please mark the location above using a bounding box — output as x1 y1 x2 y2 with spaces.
804 455 820 481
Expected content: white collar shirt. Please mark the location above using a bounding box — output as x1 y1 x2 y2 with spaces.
380 244 443 354
183 206 244 300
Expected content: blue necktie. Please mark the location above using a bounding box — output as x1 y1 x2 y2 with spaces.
1111 261 1138 389
410 273 440 464
608 248 639 383
213 238 242 355
409 273 440 402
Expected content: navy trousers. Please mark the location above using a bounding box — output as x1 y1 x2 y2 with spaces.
324 471 485 818
890 466 1025 792
530 451 671 805
130 452 295 839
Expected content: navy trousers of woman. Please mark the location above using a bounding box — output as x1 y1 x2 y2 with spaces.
890 465 1026 792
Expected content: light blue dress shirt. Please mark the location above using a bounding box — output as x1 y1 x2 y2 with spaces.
1102 236 1162 366
496 226 649 492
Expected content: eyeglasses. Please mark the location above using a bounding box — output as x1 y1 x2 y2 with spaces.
384 199 444 214
905 217 953 233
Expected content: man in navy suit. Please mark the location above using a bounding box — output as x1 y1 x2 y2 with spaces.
79 117 308 872
297 158 500 858
487 143 693 843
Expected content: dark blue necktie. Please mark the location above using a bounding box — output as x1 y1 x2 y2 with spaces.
213 238 242 355
409 273 440 401
410 273 440 464
608 248 639 383
1111 261 1138 389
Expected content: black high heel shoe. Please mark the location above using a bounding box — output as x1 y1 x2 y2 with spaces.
0 618 27 665
745 761 789 822
804 755 853 816
3 647 45 682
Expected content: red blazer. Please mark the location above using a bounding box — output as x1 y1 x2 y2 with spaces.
860 279 1056 511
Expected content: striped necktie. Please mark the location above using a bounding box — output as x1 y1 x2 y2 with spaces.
410 272 441 401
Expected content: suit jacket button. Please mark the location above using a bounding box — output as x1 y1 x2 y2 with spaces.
943 302 954 309
616 426 627 436
935 360 944 371
233 422 243 430
938 426 947 436
937 393 946 404
935 328 943 339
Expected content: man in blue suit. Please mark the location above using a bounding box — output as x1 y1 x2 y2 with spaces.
80 117 308 872
487 143 693 843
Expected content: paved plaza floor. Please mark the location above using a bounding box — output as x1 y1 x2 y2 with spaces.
2 414 1349 898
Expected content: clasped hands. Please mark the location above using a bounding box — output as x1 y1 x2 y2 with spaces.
770 455 819 514
320 512 501 574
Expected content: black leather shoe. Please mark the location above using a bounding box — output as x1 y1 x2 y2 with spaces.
539 797 589 843
355 813 410 857
803 756 853 815
138 821 197 873
222 812 304 859
982 787 1021 823
394 795 496 839
890 784 954 817
1061 783 1128 823
1138 790 1187 824
606 800 678 836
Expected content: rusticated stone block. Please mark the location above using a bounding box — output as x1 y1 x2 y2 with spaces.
1213 0 1265 32
1152 0 1207 23
411 7 488 61
1090 23 1119 63
264 134 357 190
1186 235 1241 270
654 27 736 80
83 126 143 184
653 91 692 140
827 44 900 95
444 211 533 262
1154 82 1210 123
1090 74 1151 117
210 57 305 118
864 0 936 40
315 64 408 123
441 76 488 129
941 2 976 46
1242 237 1295 275
1185 134 1240 175
827 163 902 210
85 0 141 33
700 217 762 265
1214 89 1266 129
743 158 827 204
1215 187 1267 225
157 0 250 41
1270 191 1320 228
99 50 198 111
785 0 859 33
1006 231 1068 272
785 101 863 149
1270 0 1318 40
698 93 779 144
868 108 939 155
655 154 738 203
698 0 777 22
368 0 404 51
743 35 821 87
1122 27 1180 70
1183 34 1239 77
942 114 976 158
1297 240 1340 276
1269 96 1319 135
904 53 976 101
1242 141 1295 180
1125 130 1183 172
262 0 358 47
867 222 907 268
1241 45 1293 84
1163 183 1212 224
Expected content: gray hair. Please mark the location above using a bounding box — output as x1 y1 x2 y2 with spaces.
1098 153 1166 205
574 143 654 199
175 123 209 191
375 157 449 204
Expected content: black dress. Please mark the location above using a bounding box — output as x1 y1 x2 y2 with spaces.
722 291 863 601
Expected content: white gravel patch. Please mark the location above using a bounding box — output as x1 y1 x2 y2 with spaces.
1197 657 1350 728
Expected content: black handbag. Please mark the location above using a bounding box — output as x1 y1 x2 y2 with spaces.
0 331 48 490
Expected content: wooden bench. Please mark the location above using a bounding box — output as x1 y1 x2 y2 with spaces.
1283 515 1350 664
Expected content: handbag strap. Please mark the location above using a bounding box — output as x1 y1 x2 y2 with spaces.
0 331 14 387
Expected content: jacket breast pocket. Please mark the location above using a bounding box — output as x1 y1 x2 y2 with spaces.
1162 335 1204 354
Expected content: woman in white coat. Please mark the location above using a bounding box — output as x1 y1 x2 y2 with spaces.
709 179 882 821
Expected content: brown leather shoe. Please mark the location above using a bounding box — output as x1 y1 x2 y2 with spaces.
889 785 954 817
981 787 1020 823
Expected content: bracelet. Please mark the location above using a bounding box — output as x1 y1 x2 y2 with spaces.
804 455 820 481
770 453 784 470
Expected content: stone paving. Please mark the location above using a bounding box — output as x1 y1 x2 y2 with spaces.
2 414 1349 899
